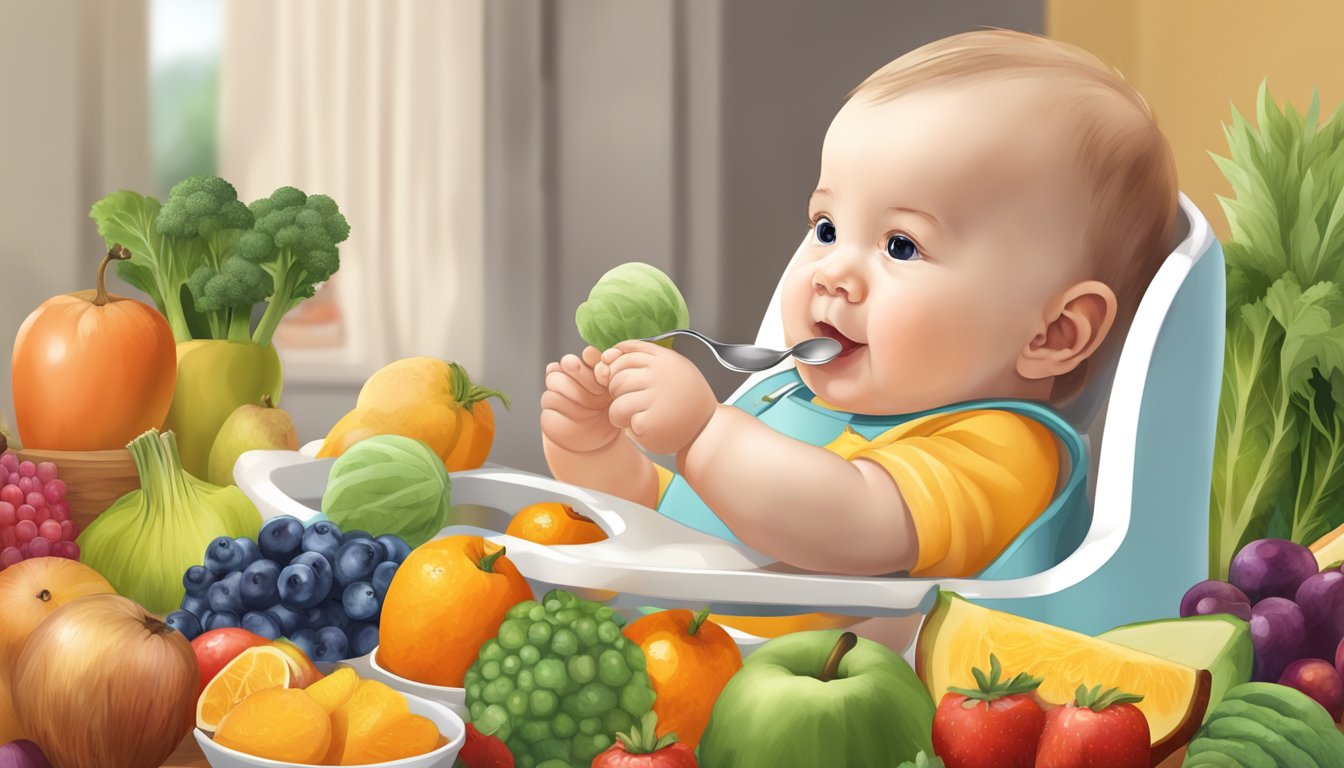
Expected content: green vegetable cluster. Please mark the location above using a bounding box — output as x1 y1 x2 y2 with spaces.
465 589 657 768
897 753 946 768
321 435 451 548
88 175 349 347
575 262 689 350
1182 682 1344 766
1210 83 1344 577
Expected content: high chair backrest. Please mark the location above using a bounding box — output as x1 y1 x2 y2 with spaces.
733 194 1223 634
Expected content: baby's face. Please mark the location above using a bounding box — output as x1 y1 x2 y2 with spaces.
782 80 1089 414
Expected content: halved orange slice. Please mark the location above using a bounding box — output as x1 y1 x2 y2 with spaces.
917 592 1211 765
196 645 293 732
1309 522 1344 569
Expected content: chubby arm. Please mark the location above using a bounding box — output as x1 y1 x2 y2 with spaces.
599 341 917 575
541 346 660 508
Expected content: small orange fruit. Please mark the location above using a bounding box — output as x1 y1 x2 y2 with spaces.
379 535 534 686
624 607 743 749
196 646 293 732
327 679 442 765
505 501 607 545
213 688 332 764
345 713 440 764
306 667 360 714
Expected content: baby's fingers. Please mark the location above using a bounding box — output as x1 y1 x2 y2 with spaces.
608 390 654 432
545 369 609 410
559 353 607 397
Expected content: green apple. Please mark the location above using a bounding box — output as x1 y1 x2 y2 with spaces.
207 394 299 486
699 630 935 767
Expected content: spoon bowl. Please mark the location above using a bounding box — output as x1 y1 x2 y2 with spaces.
641 329 842 372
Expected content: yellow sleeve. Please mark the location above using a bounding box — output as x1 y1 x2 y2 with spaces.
654 463 675 506
825 410 1060 578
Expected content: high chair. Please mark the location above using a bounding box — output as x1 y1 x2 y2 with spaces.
236 194 1223 648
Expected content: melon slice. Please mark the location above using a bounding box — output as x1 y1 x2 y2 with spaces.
916 593 1211 765
1309 522 1344 570
1098 615 1252 723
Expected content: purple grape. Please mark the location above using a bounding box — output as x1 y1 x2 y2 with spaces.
1181 580 1251 618
1251 597 1310 682
1279 658 1344 720
1229 538 1319 603
1296 569 1344 660
0 739 51 768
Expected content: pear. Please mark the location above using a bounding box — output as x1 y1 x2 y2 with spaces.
207 396 299 486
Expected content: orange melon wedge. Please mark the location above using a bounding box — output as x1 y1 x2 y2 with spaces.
916 592 1211 765
1309 521 1344 570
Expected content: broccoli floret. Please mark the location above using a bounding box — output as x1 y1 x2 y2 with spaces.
158 175 258 340
240 187 351 346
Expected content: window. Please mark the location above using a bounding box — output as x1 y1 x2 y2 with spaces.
150 0 221 197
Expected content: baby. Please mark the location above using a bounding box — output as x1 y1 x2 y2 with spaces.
540 30 1176 641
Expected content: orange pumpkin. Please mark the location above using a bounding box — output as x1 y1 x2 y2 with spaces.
624 608 743 750
11 246 176 450
505 502 608 545
377 536 533 687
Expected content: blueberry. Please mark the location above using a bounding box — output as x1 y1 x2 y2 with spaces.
198 609 215 628
259 516 305 562
183 565 216 596
372 561 398 601
206 611 239 631
290 628 320 659
290 552 334 603
233 537 261 569
204 536 246 574
349 623 379 657
334 540 380 586
208 571 244 614
266 604 303 635
314 626 350 662
240 559 282 610
302 522 343 562
278 563 323 610
304 607 325 627
166 610 202 639
318 599 350 631
241 611 282 640
343 529 373 542
181 594 209 619
342 582 380 622
375 535 411 565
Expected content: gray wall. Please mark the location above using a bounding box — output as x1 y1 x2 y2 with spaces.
483 0 1043 472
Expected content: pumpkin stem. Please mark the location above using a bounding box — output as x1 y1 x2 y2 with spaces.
94 245 131 307
688 607 711 637
478 546 506 573
449 362 512 411
817 631 857 682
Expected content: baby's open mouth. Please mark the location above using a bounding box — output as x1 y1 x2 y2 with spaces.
813 322 866 359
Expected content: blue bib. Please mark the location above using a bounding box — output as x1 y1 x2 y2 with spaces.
655 370 1090 579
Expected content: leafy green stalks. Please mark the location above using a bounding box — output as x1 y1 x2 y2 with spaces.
1209 83 1344 577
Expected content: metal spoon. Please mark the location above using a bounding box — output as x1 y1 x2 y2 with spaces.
641 329 843 372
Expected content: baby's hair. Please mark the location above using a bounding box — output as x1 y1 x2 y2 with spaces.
850 29 1178 398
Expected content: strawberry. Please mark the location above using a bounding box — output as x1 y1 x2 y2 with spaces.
453 723 515 768
1035 685 1150 768
591 712 698 768
932 655 1045 768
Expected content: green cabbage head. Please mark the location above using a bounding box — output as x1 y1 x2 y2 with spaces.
321 434 451 548
575 262 689 350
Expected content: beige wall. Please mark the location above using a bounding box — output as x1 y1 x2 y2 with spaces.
1049 0 1344 241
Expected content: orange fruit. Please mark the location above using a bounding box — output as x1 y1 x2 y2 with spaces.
709 612 859 638
624 607 743 749
305 667 360 714
344 713 440 764
213 688 332 764
196 646 293 732
506 501 607 545
326 679 442 765
379 535 534 686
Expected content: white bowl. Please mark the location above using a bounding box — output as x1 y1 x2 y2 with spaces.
356 645 468 719
194 690 464 768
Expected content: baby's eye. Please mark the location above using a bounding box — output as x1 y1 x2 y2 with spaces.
886 234 920 261
814 217 837 245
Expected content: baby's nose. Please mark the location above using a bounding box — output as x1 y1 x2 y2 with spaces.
813 258 865 302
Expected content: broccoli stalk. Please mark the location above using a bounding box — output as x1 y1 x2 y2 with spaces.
238 187 350 347
89 191 195 342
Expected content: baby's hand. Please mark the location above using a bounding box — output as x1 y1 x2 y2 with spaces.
598 341 718 455
540 346 621 454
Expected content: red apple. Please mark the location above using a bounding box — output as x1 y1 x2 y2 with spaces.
190 628 270 694
272 638 324 688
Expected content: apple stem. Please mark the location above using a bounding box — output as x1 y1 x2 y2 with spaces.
94 244 131 307
818 631 857 682
261 395 275 408
688 607 711 636
479 546 506 573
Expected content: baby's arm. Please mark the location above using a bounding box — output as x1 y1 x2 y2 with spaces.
540 346 660 508
599 341 918 575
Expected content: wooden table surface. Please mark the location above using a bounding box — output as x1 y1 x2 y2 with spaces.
164 734 210 768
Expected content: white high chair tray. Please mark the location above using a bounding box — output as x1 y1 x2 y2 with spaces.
236 448 952 618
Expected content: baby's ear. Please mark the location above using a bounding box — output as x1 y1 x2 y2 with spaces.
1017 280 1118 381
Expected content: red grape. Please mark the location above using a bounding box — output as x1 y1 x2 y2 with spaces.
1280 658 1344 720
26 537 50 558
52 540 78 560
0 528 13 549
49 500 70 522
16 504 34 522
0 485 21 507
59 520 76 541
0 454 16 472
16 461 35 478
0 502 13 528
16 477 36 495
32 506 48 525
0 547 20 569
35 462 56 485
0 465 8 486
14 520 37 544
25 492 44 510
43 479 66 501
17 543 29 558
38 520 61 542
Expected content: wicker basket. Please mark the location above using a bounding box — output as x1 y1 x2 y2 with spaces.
1 446 140 533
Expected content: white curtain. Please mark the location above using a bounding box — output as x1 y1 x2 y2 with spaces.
219 0 486 383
